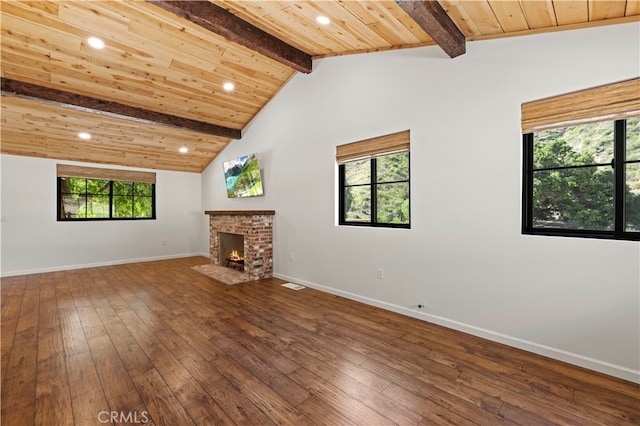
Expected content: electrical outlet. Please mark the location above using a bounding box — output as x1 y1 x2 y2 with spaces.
289 253 294 262
417 303 426 313
376 268 384 279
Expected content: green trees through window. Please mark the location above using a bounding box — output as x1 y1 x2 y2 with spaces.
340 152 410 228
523 117 639 240
59 177 155 220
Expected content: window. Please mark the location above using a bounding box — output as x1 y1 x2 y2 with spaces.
337 130 410 228
521 78 639 240
57 165 156 220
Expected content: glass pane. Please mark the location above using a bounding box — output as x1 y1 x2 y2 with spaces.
344 186 370 222
61 194 86 218
134 197 153 218
626 163 640 232
85 195 109 218
113 196 133 218
62 177 87 194
134 182 152 196
377 152 409 183
532 166 614 231
533 121 614 169
87 179 109 195
113 181 133 195
626 116 640 161
344 159 370 185
376 182 409 224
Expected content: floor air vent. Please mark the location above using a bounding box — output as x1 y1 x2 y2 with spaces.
281 283 305 290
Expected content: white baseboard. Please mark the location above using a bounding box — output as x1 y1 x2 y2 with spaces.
0 252 210 278
274 273 640 384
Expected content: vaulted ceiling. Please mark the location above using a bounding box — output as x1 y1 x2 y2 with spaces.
2 1 638 172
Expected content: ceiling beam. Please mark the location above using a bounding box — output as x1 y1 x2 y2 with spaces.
1 78 241 139
395 0 466 58
147 0 313 74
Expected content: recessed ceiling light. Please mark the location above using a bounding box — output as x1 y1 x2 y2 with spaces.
223 82 235 92
316 15 331 25
78 132 91 140
179 146 189 153
87 36 105 49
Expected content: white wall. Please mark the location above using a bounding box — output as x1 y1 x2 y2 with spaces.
202 23 640 382
1 155 206 275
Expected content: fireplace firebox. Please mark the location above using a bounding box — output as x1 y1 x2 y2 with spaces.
219 232 244 271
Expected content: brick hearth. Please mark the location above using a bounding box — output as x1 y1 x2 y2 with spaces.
205 210 275 282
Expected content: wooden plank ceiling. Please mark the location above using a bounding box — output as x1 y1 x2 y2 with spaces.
2 1 638 173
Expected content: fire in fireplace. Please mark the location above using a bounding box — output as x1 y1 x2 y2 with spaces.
229 250 242 261
219 232 245 271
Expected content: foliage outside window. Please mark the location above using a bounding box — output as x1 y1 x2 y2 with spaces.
57 165 155 221
337 130 410 228
522 117 639 240
339 152 410 228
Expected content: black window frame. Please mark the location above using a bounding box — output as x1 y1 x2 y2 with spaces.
57 177 156 221
338 152 411 229
522 117 639 241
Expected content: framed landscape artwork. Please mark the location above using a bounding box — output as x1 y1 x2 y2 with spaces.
223 153 264 198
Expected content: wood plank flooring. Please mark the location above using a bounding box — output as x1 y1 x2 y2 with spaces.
1 256 638 425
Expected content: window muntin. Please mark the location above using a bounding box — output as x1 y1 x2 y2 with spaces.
523 117 639 240
58 177 155 220
340 151 410 228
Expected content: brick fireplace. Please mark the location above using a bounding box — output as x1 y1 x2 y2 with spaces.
205 210 275 282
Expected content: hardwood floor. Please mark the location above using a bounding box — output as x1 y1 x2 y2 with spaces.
1 256 638 425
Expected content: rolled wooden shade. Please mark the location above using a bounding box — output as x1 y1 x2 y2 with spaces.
57 164 156 184
336 130 410 164
521 77 640 133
